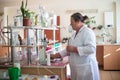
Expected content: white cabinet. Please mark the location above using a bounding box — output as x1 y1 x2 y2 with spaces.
104 11 114 28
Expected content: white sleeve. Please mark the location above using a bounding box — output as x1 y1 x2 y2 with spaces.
77 31 96 56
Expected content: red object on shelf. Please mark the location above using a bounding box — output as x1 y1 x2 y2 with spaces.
57 16 60 26
46 46 52 51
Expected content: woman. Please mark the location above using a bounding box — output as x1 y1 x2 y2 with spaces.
51 12 100 80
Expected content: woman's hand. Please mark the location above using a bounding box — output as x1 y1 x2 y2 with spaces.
66 45 78 53
50 53 62 59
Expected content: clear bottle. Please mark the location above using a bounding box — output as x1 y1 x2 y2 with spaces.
39 35 47 65
46 52 51 66
14 16 17 26
14 51 21 76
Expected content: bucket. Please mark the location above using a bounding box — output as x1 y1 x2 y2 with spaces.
8 67 20 80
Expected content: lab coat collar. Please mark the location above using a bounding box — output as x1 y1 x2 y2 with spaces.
74 25 87 38
78 25 87 33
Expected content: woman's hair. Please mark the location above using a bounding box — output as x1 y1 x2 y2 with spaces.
71 12 88 23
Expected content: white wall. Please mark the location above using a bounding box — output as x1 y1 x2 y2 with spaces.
0 0 117 43
116 0 120 43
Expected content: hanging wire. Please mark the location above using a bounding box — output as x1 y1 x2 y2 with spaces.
0 19 11 45
0 19 6 44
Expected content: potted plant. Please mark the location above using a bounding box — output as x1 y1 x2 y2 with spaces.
85 16 96 28
20 0 31 26
97 25 103 30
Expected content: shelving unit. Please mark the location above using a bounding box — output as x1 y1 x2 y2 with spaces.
3 25 57 66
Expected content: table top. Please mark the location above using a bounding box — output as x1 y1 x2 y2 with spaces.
22 56 69 68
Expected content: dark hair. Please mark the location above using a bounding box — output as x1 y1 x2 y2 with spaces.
71 12 88 23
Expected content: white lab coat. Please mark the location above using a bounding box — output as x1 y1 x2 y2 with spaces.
60 25 100 80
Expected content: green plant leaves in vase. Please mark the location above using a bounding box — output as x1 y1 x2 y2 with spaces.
20 0 30 19
85 16 96 27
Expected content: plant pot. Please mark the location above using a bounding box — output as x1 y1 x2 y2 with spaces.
23 18 31 26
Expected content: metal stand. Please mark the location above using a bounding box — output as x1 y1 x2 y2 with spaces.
27 28 31 65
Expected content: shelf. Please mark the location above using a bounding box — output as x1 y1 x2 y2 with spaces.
48 40 59 45
0 64 13 69
2 45 42 48
4 26 58 30
96 35 103 38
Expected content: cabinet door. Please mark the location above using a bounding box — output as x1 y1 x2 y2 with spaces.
96 45 103 66
0 46 9 57
44 29 60 41
104 46 119 70
118 48 120 69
